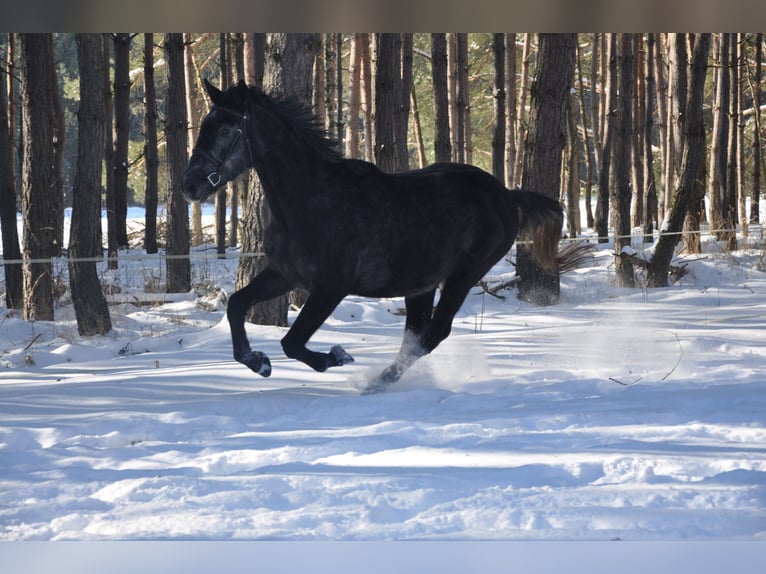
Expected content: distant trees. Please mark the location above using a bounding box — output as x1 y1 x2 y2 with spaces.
3 33 766 327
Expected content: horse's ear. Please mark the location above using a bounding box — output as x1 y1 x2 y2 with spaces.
203 78 223 104
233 80 249 109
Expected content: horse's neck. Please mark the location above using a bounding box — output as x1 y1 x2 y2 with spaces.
250 133 324 215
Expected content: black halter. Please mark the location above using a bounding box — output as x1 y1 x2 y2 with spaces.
193 104 254 188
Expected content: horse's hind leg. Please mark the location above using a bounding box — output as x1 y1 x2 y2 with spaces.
364 276 477 395
281 291 354 372
364 290 436 392
227 266 291 376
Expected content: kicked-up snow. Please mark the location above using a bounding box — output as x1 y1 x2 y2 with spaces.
1 233 765 541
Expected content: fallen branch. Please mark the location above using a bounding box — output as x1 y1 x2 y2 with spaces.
618 250 688 282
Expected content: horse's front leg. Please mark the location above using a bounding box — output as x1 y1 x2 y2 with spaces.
227 266 292 376
280 291 353 372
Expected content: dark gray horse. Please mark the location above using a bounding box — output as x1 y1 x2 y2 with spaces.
183 80 563 394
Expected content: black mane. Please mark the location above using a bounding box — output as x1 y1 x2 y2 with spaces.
248 86 343 163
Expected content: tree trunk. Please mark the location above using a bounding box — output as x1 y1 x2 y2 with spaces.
631 34 645 229
643 32 658 242
653 34 669 221
113 33 131 249
565 87 581 238
726 33 740 249
230 34 244 250
324 34 338 141
504 33 517 184
360 35 374 162
612 34 636 288
575 38 595 228
237 33 320 326
69 33 112 336
589 34 601 184
345 33 363 159
431 33 452 163
647 34 711 287
683 35 707 255
411 85 427 168
185 33 203 247
751 33 763 224
0 38 22 309
216 33 229 258
447 33 458 161
163 33 191 293
50 38 65 257
594 34 616 244
335 33 344 152
237 34 269 324
514 34 532 181
492 33 505 182
456 33 470 165
103 34 117 270
374 33 401 173
397 33 413 172
143 33 159 254
709 34 731 243
517 33 574 306
20 33 57 321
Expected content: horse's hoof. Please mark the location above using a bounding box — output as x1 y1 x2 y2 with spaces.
240 351 271 377
361 381 387 395
329 345 354 367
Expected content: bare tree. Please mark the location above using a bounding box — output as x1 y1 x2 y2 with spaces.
431 33 451 163
163 33 191 293
751 33 763 224
517 33 574 305
345 33 363 159
112 33 131 249
594 34 616 244
103 34 117 269
398 33 413 172
69 33 112 336
143 33 159 254
374 33 401 172
185 33 204 247
709 34 733 245
643 33 658 241
504 33 517 185
513 34 532 181
612 34 636 288
647 34 711 287
491 33 505 182
20 33 57 321
0 36 22 309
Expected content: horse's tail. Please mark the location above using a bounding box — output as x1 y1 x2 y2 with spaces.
512 190 564 272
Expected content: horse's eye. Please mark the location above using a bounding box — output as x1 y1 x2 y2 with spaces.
220 127 231 137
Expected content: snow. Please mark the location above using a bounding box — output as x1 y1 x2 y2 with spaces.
1 212 765 549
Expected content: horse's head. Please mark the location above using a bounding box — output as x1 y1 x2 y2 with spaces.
183 79 253 203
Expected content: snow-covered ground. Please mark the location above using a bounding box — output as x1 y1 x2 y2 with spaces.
1 212 765 547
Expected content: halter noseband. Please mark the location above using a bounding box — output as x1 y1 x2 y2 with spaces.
193 104 254 188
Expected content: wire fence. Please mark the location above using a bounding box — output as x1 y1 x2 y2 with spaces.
0 225 764 266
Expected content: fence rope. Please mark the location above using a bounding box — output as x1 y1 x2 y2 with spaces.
0 226 763 266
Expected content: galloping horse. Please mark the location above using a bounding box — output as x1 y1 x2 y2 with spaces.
183 80 563 394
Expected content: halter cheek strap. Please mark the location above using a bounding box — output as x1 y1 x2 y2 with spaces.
193 104 254 188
